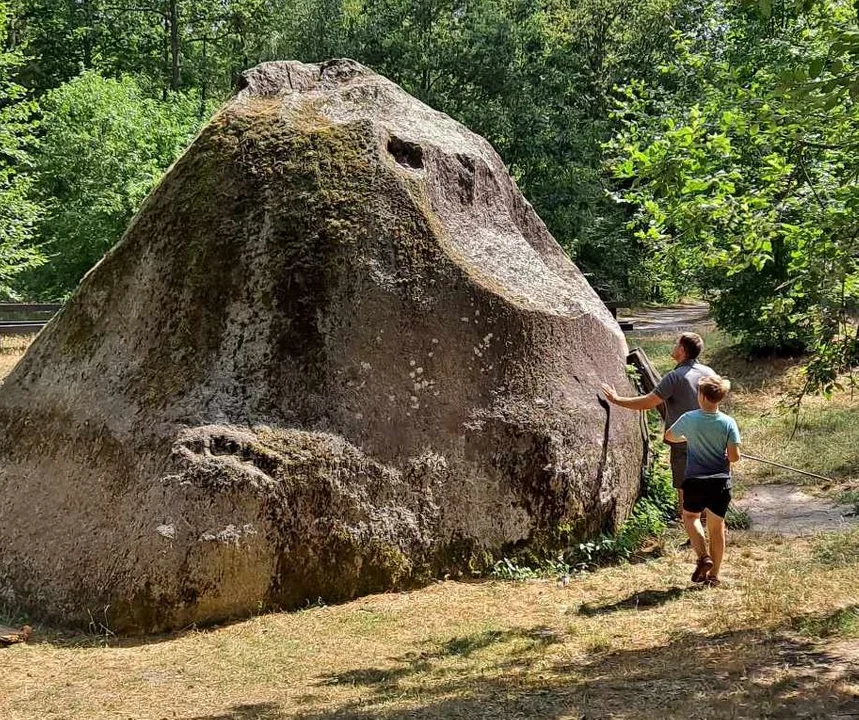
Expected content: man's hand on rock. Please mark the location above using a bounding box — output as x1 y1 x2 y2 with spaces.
600 383 619 405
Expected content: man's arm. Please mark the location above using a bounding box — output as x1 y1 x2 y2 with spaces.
664 427 685 444
601 384 663 411
664 413 690 444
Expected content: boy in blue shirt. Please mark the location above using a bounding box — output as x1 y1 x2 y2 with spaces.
664 375 741 587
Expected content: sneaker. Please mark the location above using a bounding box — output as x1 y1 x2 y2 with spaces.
691 555 714 584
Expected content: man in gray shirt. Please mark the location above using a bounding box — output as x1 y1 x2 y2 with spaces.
601 332 717 512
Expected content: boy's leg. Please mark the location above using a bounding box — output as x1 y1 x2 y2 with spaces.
706 510 727 579
681 510 707 558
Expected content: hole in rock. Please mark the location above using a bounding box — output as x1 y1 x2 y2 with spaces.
388 136 424 169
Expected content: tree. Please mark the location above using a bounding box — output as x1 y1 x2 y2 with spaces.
0 0 43 299
11 0 271 102
23 71 203 298
607 0 859 393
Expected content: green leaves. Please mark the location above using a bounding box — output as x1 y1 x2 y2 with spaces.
24 71 203 298
607 0 859 369
0 2 44 299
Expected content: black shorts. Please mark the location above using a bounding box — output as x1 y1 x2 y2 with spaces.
682 478 731 518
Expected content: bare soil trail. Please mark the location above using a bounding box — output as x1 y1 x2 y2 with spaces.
619 301 713 335
735 484 859 535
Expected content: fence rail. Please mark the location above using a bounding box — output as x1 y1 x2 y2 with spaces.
0 303 61 335
0 303 63 314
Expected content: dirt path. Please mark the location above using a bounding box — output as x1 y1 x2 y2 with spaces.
619 301 712 334
735 484 859 535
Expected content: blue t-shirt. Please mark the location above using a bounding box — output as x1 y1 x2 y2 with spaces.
669 410 741 483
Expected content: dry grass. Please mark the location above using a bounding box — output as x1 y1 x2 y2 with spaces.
0 334 32 383
2 530 858 719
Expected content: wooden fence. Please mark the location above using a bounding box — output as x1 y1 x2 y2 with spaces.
0 303 62 335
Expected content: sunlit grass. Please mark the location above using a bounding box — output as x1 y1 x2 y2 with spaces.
2 531 858 719
0 335 33 383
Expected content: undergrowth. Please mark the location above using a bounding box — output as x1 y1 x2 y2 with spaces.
491 440 676 582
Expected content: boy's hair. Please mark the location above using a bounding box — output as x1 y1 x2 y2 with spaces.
678 332 704 360
698 375 731 403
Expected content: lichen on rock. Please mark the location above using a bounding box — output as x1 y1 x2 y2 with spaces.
0 59 643 634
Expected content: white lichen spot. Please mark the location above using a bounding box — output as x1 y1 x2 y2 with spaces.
428 352 434 358
475 309 480 316
199 524 256 545
416 367 424 374
156 523 176 540
432 338 439 344
410 359 416 367
460 317 469 322
409 371 415 379
410 395 418 403
388 394 396 403
355 412 364 420
360 361 372 371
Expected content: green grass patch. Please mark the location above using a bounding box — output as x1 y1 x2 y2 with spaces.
812 528 859 568
794 606 859 639
725 504 752 530
837 489 859 514
737 404 859 485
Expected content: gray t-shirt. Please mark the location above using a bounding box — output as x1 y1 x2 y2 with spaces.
653 360 717 429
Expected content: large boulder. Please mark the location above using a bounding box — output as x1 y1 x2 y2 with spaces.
0 60 644 634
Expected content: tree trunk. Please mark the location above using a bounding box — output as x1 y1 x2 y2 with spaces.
81 0 93 68
168 0 180 90
199 35 207 117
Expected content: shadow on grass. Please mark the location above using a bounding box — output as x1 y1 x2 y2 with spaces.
577 585 699 615
292 613 859 720
318 627 564 689
185 703 284 720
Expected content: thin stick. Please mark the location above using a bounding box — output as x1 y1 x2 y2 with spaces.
740 453 834 483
